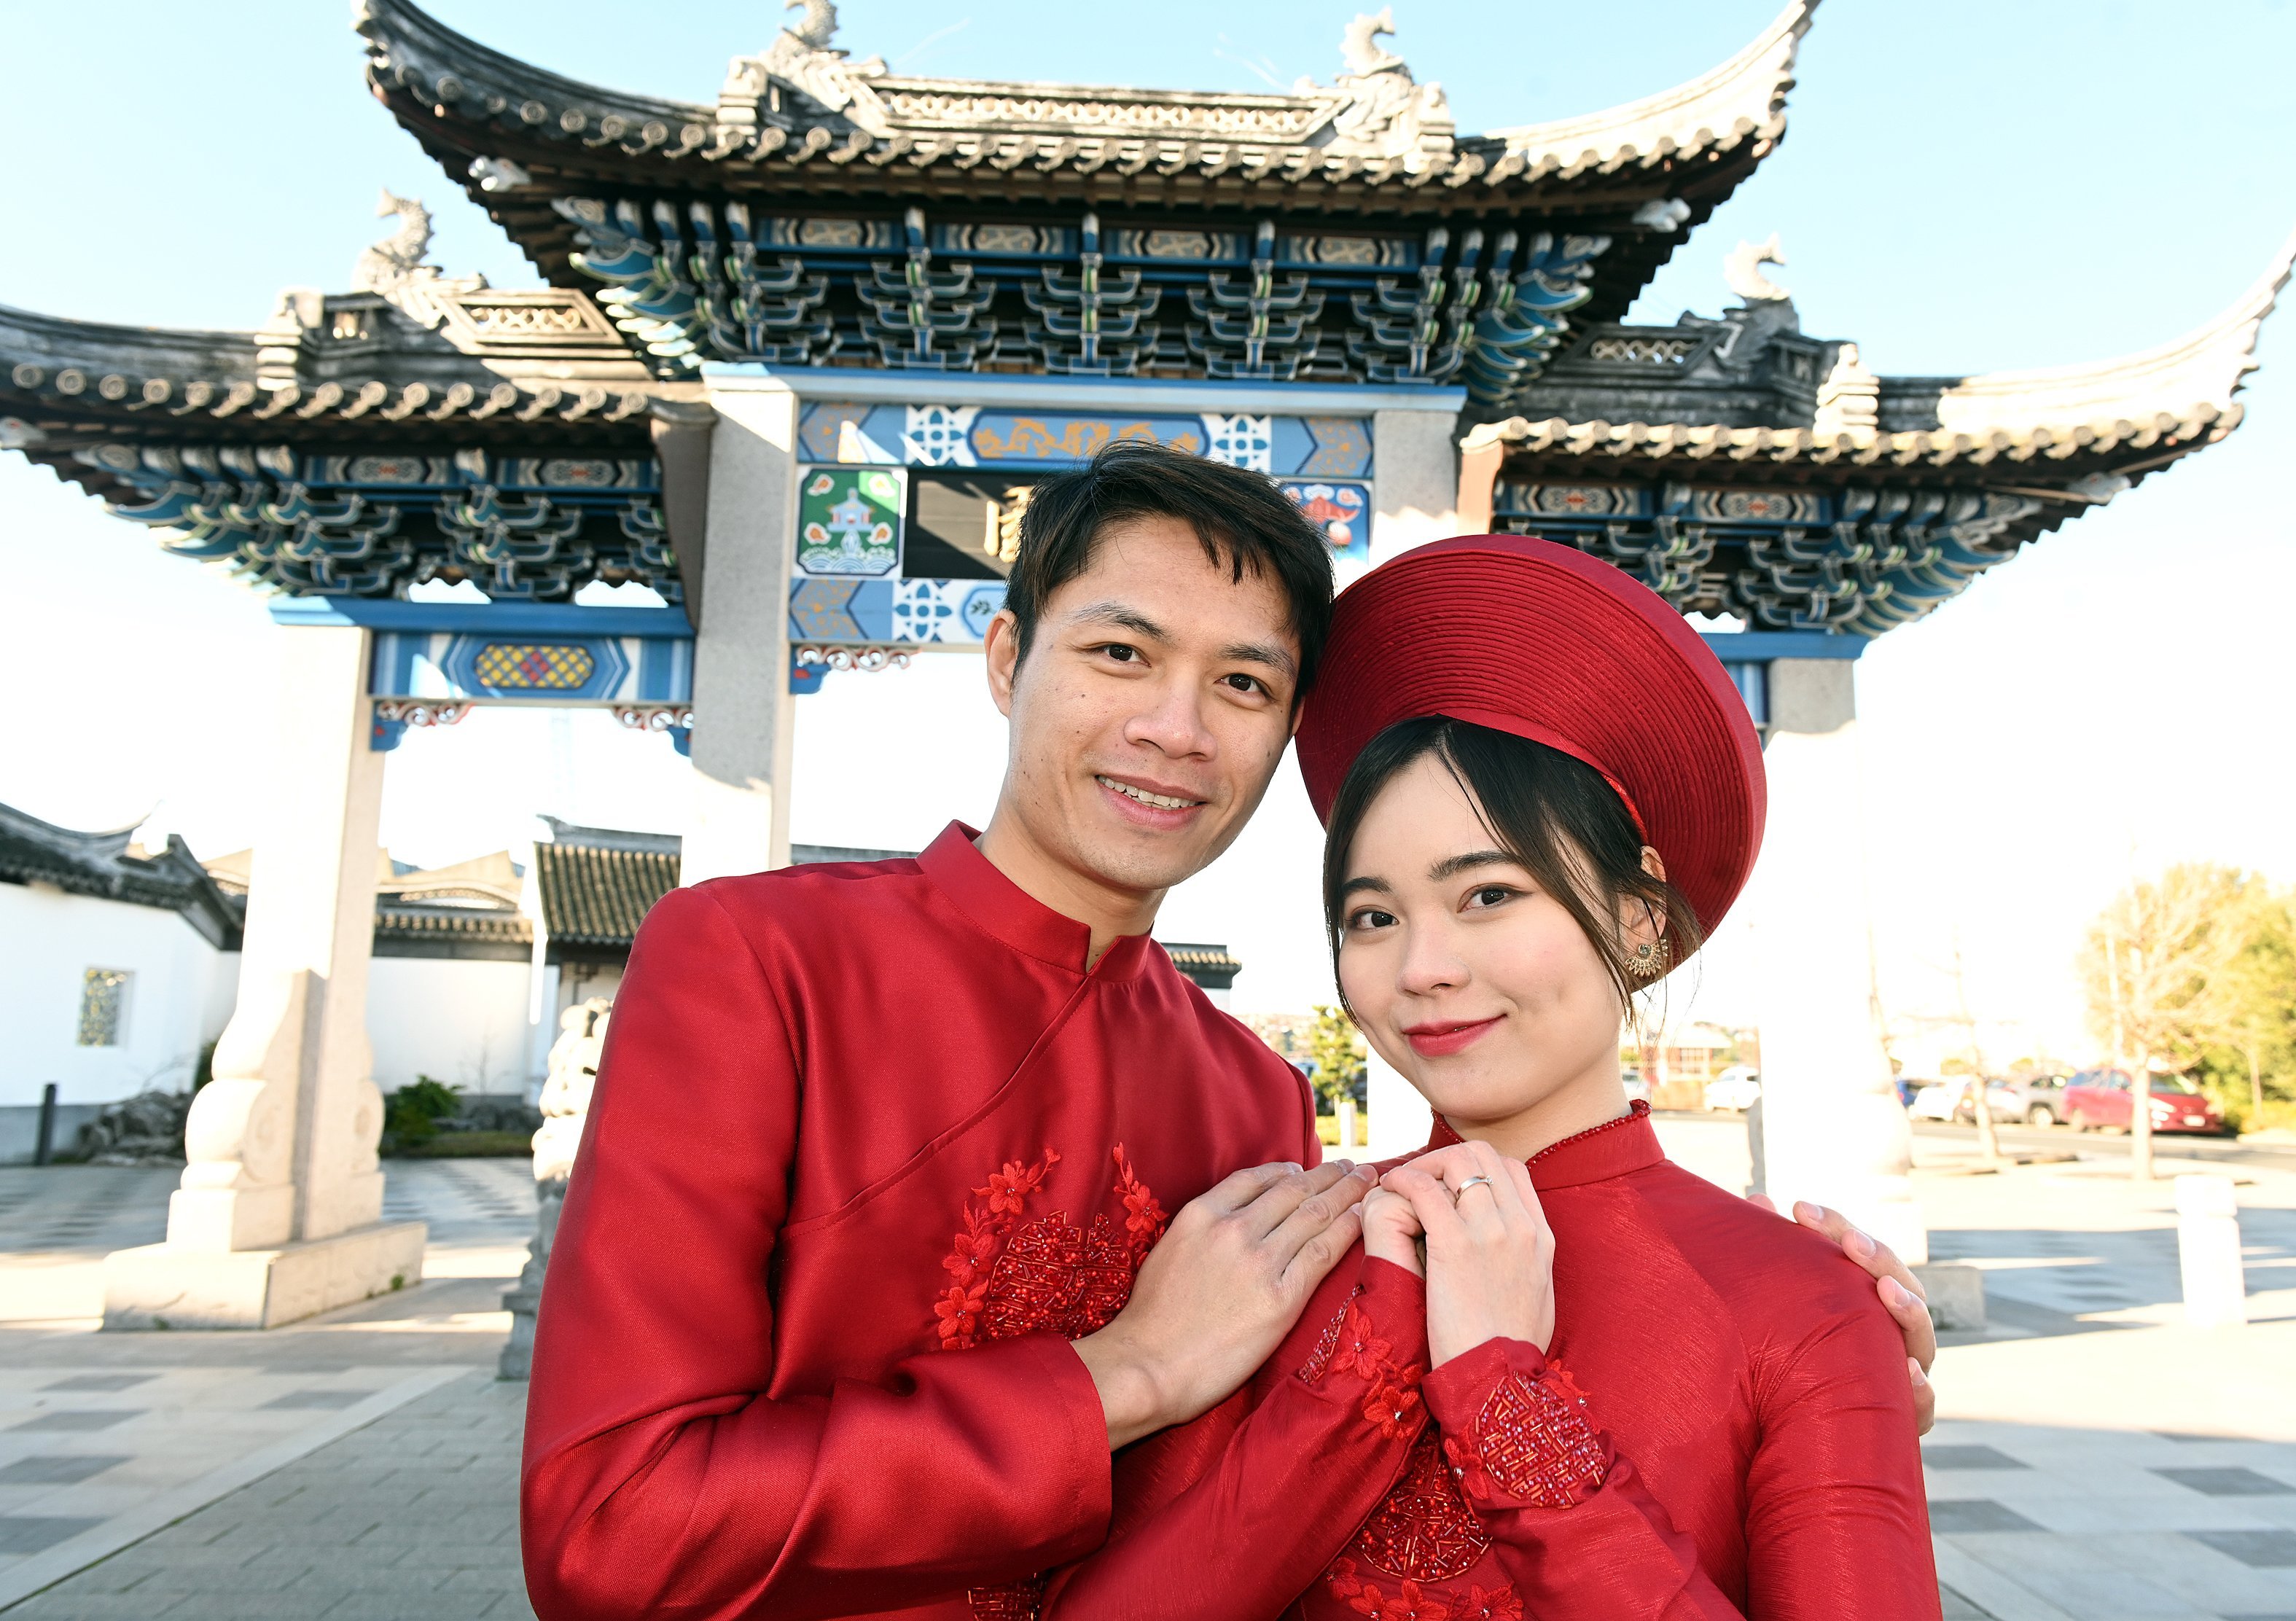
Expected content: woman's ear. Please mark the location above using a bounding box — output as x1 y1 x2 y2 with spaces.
1639 845 1668 883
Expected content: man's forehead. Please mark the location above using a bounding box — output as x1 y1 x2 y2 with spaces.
1054 516 1294 625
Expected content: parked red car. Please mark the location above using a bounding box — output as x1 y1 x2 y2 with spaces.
2061 1069 2227 1135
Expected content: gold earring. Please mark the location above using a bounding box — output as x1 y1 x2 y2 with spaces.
1628 937 1671 980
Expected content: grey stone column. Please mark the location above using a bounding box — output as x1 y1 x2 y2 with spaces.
104 622 424 1328
683 381 800 883
1368 406 1462 565
1749 659 1926 1265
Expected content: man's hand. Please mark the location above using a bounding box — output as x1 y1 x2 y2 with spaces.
1751 1195 1938 1435
1074 1160 1375 1449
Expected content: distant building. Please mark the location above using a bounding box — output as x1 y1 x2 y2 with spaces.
1 805 1241 1157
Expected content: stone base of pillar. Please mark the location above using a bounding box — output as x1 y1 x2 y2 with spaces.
1911 1262 1986 1331
101 1221 428 1331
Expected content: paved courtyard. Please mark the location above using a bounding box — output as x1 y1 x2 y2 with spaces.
0 1130 2290 1619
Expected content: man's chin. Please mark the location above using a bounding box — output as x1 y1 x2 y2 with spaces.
1070 816 1231 897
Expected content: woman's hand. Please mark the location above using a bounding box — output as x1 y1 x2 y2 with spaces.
1381 1139 1555 1365
1360 1184 1425 1278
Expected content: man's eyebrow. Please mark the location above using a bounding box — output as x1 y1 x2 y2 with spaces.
1221 639 1299 680
1070 602 1173 643
1339 875 1392 897
1429 850 1520 882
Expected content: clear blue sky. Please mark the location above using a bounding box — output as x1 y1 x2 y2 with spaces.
3 1 2292 1059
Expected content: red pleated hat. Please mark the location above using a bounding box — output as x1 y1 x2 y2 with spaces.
1295 534 1767 935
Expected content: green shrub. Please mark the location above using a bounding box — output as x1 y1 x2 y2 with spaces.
383 1077 464 1150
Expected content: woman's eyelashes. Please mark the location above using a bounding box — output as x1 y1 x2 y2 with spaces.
1346 904 1399 933
1462 883 1523 913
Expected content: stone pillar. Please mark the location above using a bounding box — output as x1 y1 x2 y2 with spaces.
105 624 425 1328
1369 407 1462 563
1360 406 1463 1157
1750 659 1927 1264
684 383 799 884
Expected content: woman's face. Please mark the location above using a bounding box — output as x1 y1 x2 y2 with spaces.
1335 752 1628 1132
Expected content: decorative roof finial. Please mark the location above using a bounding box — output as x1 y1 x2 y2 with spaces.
1724 233 1792 303
1340 9 1405 76
353 190 435 298
785 0 837 50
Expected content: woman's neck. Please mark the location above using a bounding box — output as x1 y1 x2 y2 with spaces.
1440 1061 1631 1163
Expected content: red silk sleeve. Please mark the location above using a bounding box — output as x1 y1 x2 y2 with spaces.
1420 1340 1746 1620
1039 1257 1429 1620
520 886 1113 1621
1742 1304 1942 1621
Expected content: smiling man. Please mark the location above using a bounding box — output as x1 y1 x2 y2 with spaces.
520 442 1382 1621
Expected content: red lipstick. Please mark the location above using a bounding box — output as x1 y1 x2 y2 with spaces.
1400 1015 1502 1057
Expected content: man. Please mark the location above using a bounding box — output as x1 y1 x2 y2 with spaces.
522 443 1934 1620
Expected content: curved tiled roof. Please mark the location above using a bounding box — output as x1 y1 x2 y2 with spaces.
1477 1 1812 186
356 0 1800 229
0 802 241 950
532 838 679 950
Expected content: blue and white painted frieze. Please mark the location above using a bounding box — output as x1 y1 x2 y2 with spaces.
795 401 1373 477
789 578 1008 647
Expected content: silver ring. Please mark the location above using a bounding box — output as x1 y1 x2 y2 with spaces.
1453 1175 1495 1200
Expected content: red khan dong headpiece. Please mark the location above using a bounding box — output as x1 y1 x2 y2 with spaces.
1295 534 1768 936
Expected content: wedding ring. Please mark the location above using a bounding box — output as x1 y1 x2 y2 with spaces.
1453 1175 1495 1201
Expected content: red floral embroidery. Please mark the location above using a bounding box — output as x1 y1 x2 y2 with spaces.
1445 1360 1607 1509
1326 1559 1457 1621
1348 1429 1491 1582
936 1147 1168 1621
1451 1583 1523 1621
1300 1297 1425 1440
936 1149 1060 1351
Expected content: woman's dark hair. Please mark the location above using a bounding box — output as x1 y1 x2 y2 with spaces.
1321 716 1704 1009
1004 440 1335 695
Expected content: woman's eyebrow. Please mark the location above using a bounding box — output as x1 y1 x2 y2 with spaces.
1339 875 1392 897
1428 850 1518 882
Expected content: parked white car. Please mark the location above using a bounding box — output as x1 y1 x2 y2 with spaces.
1703 1066 1760 1112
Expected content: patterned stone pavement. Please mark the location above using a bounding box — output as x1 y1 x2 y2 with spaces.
1 1132 2292 1617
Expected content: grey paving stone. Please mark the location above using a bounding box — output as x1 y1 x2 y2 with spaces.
40 1374 155 1393
262 1388 379 1410
1930 1499 2049 1534
1940 1585 1993 1620
0 1514 104 1553
2155 1467 2296 1497
1924 1445 2031 1471
0 1453 128 1485
8 1408 143 1432
2190 1531 2296 1568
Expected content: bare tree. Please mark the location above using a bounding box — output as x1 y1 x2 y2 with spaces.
2077 865 2242 1181
1948 933 2006 1168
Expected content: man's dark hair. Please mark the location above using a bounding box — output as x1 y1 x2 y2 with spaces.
1004 440 1336 694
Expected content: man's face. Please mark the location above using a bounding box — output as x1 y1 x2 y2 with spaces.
985 514 1303 902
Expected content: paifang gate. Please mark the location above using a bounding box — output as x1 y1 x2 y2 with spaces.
3 0 2285 1321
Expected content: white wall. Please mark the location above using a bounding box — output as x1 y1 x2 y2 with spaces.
0 881 233 1106
365 956 536 1097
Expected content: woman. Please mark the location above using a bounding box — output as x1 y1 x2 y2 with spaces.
1044 534 1939 1620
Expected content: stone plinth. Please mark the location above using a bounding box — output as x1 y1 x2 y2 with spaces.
103 1221 427 1330
1912 1262 1986 1330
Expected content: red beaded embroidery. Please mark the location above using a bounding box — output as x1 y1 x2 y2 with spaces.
932 1145 1168 1352
1326 1556 1520 1620
1445 1362 1607 1509
1297 1285 1364 1383
966 1576 1045 1621
1349 1429 1491 1581
936 1149 1167 1620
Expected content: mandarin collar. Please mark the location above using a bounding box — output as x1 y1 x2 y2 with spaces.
1427 1098 1664 1191
916 821 1157 981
